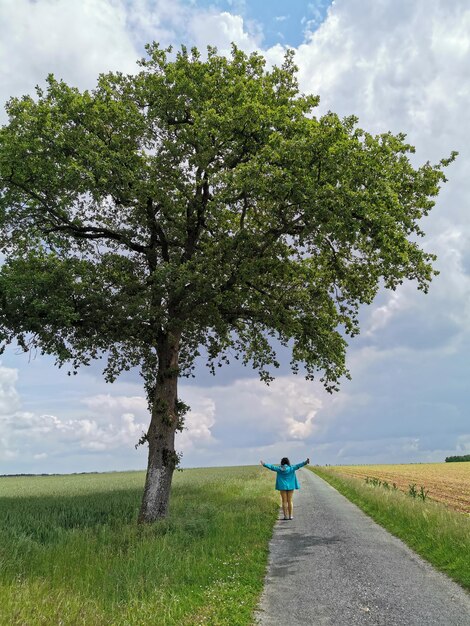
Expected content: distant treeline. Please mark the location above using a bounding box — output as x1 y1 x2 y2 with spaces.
0 472 100 478
445 455 470 463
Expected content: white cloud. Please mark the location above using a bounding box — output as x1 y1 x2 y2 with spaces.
296 0 470 153
0 368 218 467
258 377 322 439
122 0 187 46
456 434 470 454
0 364 20 414
189 11 262 53
360 223 470 346
82 394 148 419
4 409 147 453
337 436 425 462
177 397 216 451
33 452 48 460
80 392 219 454
0 436 18 462
0 0 139 116
181 375 325 453
0 367 149 465
366 292 405 336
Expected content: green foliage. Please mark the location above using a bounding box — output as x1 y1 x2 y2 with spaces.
312 467 470 590
445 455 470 463
365 476 384 487
419 485 429 502
0 466 278 625
0 43 456 393
409 483 418 498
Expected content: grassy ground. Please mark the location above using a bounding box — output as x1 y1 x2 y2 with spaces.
0 466 278 626
310 466 470 591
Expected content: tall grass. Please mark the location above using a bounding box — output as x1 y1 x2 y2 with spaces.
310 467 470 590
0 467 278 625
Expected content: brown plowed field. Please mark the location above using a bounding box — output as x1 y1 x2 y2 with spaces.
328 462 470 513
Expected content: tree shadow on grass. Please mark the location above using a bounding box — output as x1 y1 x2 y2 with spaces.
0 474 267 546
0 488 143 541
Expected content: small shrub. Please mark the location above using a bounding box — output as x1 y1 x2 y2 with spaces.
419 486 429 502
409 483 418 498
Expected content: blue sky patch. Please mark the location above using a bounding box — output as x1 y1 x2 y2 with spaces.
184 0 333 47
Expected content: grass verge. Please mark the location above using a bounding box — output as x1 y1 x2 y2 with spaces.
0 466 278 626
309 467 470 591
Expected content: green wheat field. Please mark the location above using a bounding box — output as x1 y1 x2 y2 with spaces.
0 467 278 626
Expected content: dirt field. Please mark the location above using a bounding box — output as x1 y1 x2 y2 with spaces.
328 462 470 513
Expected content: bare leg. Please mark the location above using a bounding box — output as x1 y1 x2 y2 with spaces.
287 490 294 518
280 491 289 519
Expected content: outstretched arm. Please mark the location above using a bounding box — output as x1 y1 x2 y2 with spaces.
260 461 279 472
292 458 310 470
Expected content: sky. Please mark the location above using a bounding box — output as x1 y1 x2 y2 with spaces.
0 0 469 474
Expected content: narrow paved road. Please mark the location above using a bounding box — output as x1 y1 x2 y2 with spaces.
256 469 470 626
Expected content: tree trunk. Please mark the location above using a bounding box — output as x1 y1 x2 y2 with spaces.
138 330 181 523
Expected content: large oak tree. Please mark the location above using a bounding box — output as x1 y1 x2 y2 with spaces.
0 45 455 521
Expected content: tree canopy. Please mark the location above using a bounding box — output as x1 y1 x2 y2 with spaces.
0 44 455 520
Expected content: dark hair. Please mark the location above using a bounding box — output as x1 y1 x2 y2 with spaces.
280 457 290 466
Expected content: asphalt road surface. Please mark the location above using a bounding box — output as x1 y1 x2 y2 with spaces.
256 469 470 626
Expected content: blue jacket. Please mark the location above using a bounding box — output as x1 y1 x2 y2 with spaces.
263 460 308 490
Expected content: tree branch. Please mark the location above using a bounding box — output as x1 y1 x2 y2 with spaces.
182 168 209 262
145 197 170 266
45 223 148 254
7 174 173 258
239 193 248 230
